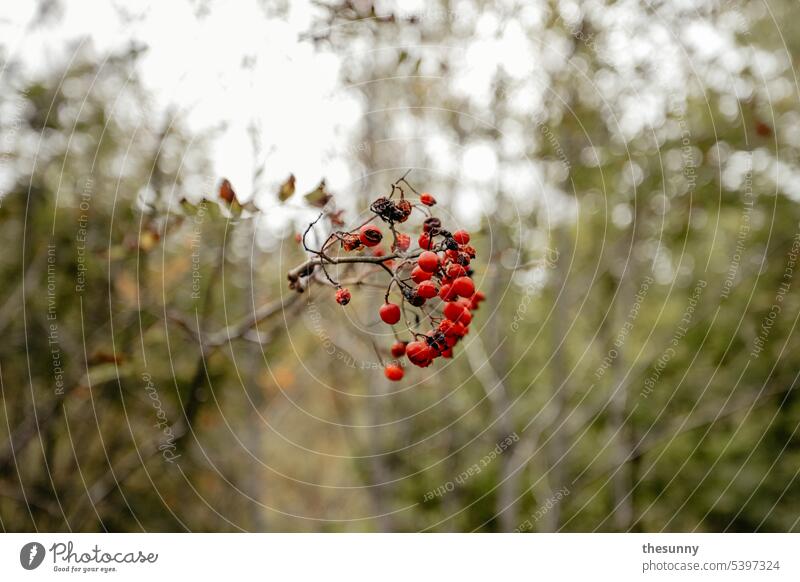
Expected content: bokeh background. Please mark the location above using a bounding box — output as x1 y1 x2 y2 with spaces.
1 0 800 532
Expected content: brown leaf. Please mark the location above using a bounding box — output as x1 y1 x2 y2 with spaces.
304 180 332 208
278 174 296 201
219 178 237 204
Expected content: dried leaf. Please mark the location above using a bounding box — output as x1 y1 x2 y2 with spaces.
219 178 237 204
304 180 332 208
278 174 296 201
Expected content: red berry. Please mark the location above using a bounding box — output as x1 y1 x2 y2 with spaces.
452 276 475 298
418 233 432 249
441 348 453 358
390 341 407 358
439 319 456 334
420 193 436 206
394 233 411 251
336 288 351 305
453 230 470 244
457 310 472 326
411 265 433 283
406 341 433 367
417 281 438 299
446 263 466 278
443 301 464 321
440 284 458 301
379 302 402 325
384 363 404 381
418 251 439 273
359 224 383 247
469 291 485 310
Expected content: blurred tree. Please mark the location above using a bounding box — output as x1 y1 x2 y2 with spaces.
308 0 800 532
1 0 800 533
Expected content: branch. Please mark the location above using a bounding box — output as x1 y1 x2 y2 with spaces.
287 251 420 292
204 293 301 348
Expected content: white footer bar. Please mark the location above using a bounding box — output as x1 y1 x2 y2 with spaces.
1 533 796 581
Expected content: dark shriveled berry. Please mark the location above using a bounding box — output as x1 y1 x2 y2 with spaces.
402 287 426 307
423 217 442 234
371 197 412 223
340 232 362 251
395 199 412 222
359 224 383 247
426 330 448 353
370 196 393 216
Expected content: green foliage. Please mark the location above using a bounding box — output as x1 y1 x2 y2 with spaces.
2 0 800 533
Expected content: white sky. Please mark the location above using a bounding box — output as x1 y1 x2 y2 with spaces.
0 0 363 202
1 0 791 216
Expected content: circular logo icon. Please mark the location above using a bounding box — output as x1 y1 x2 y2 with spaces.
19 542 45 570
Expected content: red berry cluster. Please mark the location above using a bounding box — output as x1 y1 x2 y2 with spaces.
295 175 484 382
383 285 486 381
